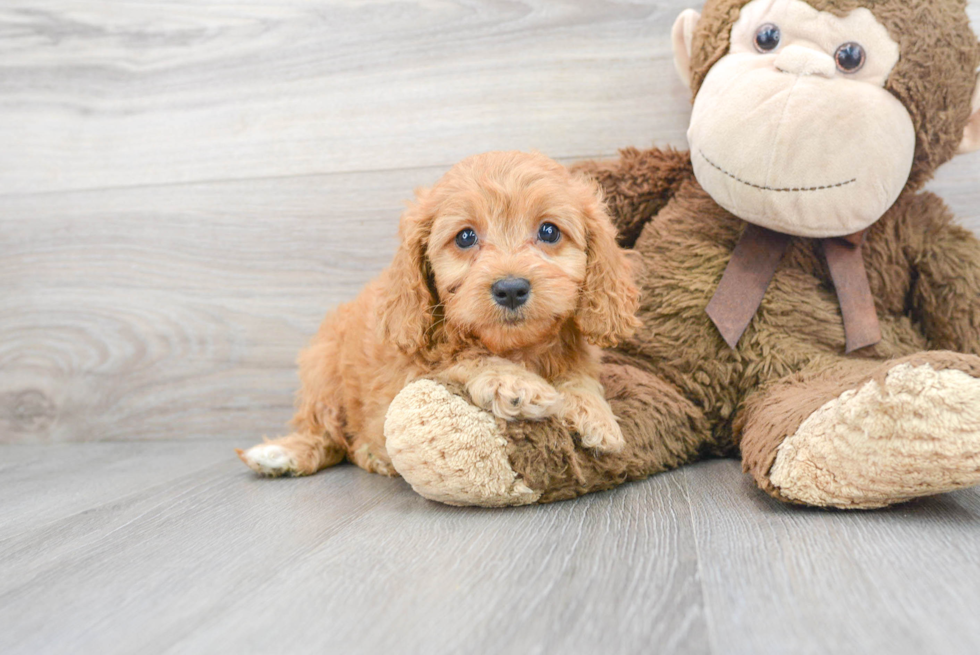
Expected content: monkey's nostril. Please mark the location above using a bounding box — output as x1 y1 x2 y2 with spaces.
491 277 532 310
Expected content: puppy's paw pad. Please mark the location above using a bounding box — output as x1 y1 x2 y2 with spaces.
237 444 298 477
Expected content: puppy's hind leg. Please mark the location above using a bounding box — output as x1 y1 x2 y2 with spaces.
347 412 397 477
239 330 349 477
237 431 346 478
237 406 347 477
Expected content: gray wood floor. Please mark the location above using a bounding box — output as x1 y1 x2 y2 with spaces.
3 1 980 653
3 444 980 655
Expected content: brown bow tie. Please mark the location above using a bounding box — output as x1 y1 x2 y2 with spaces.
705 223 881 354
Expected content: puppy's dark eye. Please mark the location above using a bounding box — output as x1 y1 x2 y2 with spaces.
537 222 561 244
754 24 780 52
835 42 866 73
455 228 478 249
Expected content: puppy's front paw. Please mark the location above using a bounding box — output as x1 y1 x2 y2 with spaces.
566 406 626 453
237 443 299 477
468 373 562 421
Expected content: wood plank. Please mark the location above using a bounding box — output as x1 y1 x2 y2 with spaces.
684 460 980 655
0 454 402 655
165 473 707 655
0 167 439 443
0 444 706 655
0 0 694 195
0 441 233 541
929 159 980 235
1 0 975 198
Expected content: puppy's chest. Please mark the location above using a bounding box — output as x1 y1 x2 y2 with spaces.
482 340 595 383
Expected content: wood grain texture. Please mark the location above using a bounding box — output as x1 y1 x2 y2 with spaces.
0 441 233 541
0 442 707 655
4 445 980 654
0 0 694 195
0 168 438 443
684 460 980 655
0 0 978 445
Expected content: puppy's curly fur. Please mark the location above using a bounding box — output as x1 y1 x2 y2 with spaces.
238 151 640 477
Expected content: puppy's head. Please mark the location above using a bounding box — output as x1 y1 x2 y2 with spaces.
380 151 639 355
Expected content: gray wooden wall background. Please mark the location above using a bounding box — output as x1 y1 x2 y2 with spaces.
2 0 979 445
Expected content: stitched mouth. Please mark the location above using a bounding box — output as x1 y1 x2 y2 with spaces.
699 150 856 193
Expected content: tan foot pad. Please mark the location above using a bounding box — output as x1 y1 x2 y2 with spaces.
771 363 980 508
385 379 542 507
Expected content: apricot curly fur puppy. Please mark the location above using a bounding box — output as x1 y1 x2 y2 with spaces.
238 151 640 477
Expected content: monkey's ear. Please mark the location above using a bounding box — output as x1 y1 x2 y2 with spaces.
672 9 701 91
958 74 980 155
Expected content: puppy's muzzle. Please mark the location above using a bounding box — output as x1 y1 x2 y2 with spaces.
491 277 531 310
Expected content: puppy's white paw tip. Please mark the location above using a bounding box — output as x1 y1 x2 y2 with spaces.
239 444 297 477
580 434 625 453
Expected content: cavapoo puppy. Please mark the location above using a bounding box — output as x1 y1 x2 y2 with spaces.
238 151 640 477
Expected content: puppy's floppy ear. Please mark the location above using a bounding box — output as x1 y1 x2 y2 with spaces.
378 190 437 353
576 185 641 348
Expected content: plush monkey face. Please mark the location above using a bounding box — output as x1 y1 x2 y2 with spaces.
683 0 914 237
673 0 980 239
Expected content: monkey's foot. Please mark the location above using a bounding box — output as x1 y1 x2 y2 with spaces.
384 379 541 507
770 362 980 508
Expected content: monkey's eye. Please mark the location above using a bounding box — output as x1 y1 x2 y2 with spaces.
754 24 781 52
455 228 478 249
537 222 561 244
835 42 866 73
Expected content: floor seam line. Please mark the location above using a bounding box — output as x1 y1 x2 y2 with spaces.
683 466 719 655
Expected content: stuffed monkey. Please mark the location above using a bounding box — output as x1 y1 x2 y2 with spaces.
383 0 980 509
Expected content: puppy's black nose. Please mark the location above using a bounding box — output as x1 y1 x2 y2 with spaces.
492 277 531 310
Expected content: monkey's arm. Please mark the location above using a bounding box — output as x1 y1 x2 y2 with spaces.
571 146 693 248
907 194 980 355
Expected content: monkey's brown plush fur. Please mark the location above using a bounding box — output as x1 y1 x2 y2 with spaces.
384 0 980 509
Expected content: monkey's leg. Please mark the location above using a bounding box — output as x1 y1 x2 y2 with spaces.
384 360 711 507
739 352 980 509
